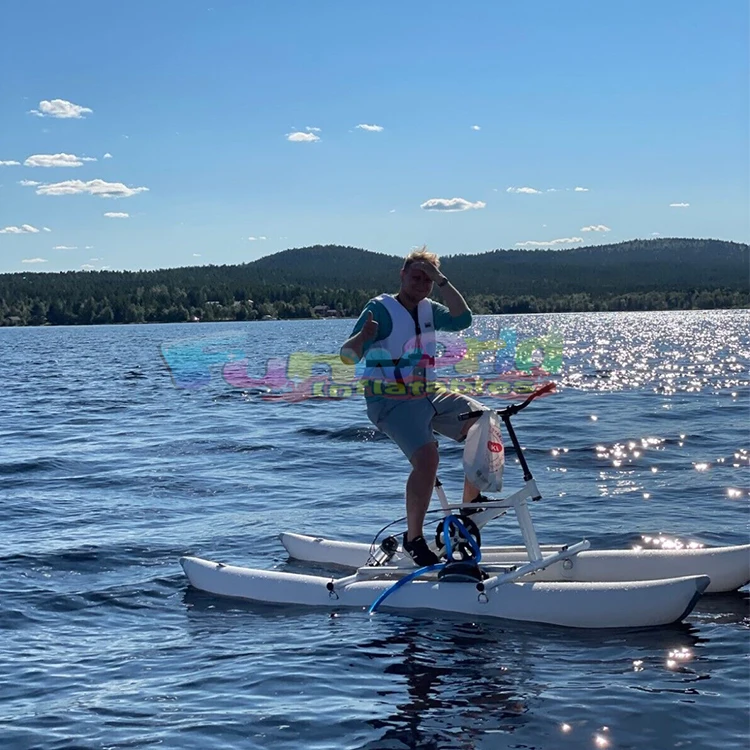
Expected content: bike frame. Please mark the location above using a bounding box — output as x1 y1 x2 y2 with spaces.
325 383 592 596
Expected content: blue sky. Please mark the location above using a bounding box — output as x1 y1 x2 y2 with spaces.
0 0 747 273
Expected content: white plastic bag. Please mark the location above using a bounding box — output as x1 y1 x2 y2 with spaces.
462 410 504 493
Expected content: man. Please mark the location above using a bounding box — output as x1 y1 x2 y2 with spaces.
340 247 486 566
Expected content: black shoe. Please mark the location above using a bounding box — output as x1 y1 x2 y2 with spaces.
402 533 440 567
461 493 490 516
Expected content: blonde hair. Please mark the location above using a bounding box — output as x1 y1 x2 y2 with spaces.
403 245 440 270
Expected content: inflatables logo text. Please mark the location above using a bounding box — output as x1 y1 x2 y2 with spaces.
161 328 562 401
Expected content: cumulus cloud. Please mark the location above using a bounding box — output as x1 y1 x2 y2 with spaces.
651 232 661 236
52 245 77 250
23 258 48 263
19 179 41 186
515 237 584 248
104 211 129 218
0 224 40 234
81 264 96 271
420 197 486 212
356 124 384 132
581 225 611 232
103 152 113 159
0 160 20 166
30 99 93 119
471 125 481 130
43 227 52 232
286 131 320 142
36 179 149 198
574 186 589 192
248 236 267 241
193 253 202 257
25 153 97 168
507 186 542 194
305 127 321 132
669 202 689 207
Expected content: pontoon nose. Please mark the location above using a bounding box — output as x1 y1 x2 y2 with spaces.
675 574 711 623
694 574 711 595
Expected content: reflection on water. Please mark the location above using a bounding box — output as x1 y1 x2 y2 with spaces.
361 622 533 749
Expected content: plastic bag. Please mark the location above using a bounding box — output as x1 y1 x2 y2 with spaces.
462 410 504 493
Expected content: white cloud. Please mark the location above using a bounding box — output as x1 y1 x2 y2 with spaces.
546 188 558 192
507 186 542 194
0 160 20 166
471 125 481 131
52 245 77 250
81 264 96 271
581 225 611 232
669 202 689 207
286 131 320 142
43 227 52 232
305 127 321 132
515 237 584 248
36 179 149 198
420 197 486 212
25 153 97 168
84 245 94 249
248 236 267 240
193 253 202 257
30 99 93 119
0 224 40 234
104 211 129 218
103 152 113 159
90 257 101 261
356 124 384 132
574 186 589 192
19 179 41 186
22 257 48 263
389 209 396 213
651 232 661 236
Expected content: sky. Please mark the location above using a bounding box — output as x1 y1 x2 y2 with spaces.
0 0 748 274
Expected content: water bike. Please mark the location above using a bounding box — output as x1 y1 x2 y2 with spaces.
181 384 748 628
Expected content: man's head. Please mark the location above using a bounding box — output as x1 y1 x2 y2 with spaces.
400 246 440 302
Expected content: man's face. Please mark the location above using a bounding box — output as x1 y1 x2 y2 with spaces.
400 264 434 300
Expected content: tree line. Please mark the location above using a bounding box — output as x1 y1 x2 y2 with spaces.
0 238 747 326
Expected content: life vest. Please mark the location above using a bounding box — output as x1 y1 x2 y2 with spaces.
363 294 436 387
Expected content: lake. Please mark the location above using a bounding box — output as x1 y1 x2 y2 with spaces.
1 310 748 749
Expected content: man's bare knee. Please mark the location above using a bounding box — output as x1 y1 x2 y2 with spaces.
410 442 439 474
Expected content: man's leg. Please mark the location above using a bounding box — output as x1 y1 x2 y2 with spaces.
405 441 440 541
366 397 439 542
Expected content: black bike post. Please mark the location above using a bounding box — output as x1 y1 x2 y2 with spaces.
502 414 533 483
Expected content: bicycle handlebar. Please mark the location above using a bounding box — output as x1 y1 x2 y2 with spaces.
458 382 556 421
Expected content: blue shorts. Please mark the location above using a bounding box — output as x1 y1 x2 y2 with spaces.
366 392 485 460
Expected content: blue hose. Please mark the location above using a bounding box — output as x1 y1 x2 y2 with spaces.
443 515 482 563
368 515 481 615
368 563 443 614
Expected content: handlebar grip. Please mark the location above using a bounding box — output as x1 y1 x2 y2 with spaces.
458 410 484 422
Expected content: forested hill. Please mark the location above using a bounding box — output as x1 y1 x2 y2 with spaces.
244 238 748 296
0 238 747 326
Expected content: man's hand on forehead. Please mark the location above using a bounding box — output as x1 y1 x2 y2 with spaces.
408 260 441 282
